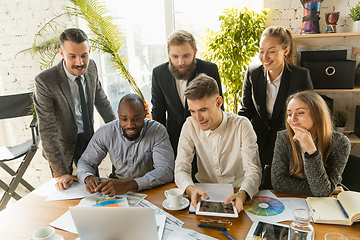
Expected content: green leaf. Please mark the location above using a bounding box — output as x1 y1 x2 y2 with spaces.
201 6 270 112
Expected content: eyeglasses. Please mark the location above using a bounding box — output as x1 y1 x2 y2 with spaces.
199 218 232 226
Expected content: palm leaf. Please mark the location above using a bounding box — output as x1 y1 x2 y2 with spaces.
17 0 144 101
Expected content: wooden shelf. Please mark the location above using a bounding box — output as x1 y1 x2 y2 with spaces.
293 32 360 54
293 32 360 39
314 88 360 92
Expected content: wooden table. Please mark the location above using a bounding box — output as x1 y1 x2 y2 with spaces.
0 182 359 240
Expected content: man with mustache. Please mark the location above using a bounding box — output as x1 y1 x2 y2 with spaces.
151 30 223 158
34 28 116 190
77 94 174 196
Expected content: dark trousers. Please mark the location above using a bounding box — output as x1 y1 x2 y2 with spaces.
259 141 274 190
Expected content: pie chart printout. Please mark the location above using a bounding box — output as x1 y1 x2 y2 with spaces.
244 196 285 217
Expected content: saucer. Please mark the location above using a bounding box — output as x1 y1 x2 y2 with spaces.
29 234 63 240
162 197 189 210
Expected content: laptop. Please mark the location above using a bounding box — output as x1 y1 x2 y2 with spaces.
69 207 159 240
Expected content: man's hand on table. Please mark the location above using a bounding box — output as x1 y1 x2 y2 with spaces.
84 175 102 193
55 174 74 190
186 185 209 208
84 176 138 197
225 190 248 213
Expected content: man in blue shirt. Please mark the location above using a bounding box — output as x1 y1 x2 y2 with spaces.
77 94 174 196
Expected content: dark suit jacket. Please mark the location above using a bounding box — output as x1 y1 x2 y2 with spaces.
34 59 116 177
151 58 223 154
238 64 313 168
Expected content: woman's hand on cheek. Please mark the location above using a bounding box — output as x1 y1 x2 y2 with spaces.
292 127 317 154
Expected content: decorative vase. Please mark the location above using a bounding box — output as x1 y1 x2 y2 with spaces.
300 0 323 34
353 21 360 32
336 127 345 134
325 12 340 33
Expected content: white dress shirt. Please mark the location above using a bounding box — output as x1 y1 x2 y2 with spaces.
175 79 188 108
266 70 283 120
174 111 262 198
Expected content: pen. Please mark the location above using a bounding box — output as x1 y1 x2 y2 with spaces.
337 200 349 218
197 224 229 231
222 230 236 240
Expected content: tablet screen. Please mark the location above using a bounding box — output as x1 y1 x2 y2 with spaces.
199 201 235 214
251 221 288 240
246 221 312 240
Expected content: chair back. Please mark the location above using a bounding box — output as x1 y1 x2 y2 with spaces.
0 92 33 120
342 154 360 192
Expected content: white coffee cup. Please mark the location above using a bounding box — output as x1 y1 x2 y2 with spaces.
164 188 184 207
29 226 56 240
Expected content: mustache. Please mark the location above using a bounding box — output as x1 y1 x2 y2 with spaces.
124 127 139 132
168 58 196 80
71 65 86 69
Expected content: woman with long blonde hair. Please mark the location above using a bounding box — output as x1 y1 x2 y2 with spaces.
238 26 313 189
271 91 350 196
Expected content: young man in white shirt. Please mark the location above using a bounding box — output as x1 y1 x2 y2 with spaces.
174 73 262 213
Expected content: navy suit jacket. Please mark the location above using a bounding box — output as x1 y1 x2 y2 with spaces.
151 58 223 154
238 64 313 168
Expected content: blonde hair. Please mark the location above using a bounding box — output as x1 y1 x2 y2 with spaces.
262 26 294 67
285 91 333 178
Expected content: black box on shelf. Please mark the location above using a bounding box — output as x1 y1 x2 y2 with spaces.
300 49 348 62
302 60 356 89
355 105 360 138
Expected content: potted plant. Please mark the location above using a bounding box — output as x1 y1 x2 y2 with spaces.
333 109 348 133
202 6 270 113
349 2 360 32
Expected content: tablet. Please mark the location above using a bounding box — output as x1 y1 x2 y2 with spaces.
195 200 238 218
245 220 313 240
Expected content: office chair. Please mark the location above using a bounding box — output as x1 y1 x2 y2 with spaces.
0 92 39 211
341 154 360 192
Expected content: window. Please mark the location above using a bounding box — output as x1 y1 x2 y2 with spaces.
97 0 264 114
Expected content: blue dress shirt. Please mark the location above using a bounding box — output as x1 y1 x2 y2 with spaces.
77 118 175 190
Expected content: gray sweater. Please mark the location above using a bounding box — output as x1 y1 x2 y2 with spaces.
271 130 351 197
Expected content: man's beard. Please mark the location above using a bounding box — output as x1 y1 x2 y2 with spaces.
169 58 196 80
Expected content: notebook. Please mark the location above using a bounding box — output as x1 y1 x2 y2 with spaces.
69 206 159 240
306 191 360 226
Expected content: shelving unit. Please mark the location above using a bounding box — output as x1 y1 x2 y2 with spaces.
292 33 360 154
293 32 360 54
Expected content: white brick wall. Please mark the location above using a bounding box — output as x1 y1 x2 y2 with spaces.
0 1 113 195
0 0 68 191
265 0 357 34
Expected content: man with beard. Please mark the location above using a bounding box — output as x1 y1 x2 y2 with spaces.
34 28 116 190
77 94 174 196
151 30 223 156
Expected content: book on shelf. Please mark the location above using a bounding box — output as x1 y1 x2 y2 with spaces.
306 191 360 226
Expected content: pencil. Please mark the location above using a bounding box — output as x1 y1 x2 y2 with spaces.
222 230 236 240
197 224 229 231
